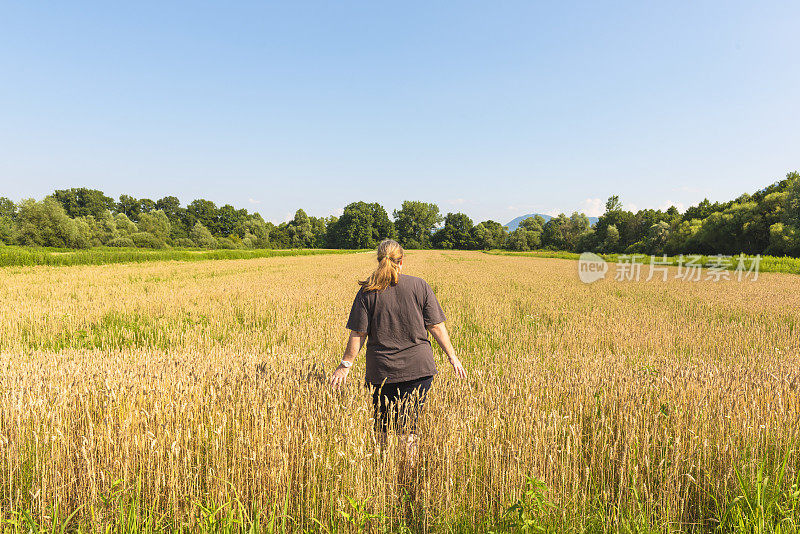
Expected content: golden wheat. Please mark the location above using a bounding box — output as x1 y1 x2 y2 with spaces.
1 251 799 531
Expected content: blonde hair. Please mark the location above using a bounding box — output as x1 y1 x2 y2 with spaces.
359 239 404 292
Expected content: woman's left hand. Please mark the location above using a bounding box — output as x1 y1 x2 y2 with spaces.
329 365 350 389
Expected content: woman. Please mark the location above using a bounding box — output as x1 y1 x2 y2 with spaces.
329 239 467 450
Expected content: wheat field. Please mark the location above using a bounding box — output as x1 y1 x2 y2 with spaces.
1 250 800 532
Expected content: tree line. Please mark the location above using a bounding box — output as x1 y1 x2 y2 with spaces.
0 171 798 256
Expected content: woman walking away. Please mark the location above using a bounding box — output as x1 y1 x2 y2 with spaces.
329 239 467 466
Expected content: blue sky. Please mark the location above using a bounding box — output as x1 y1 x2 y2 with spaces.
1 1 798 224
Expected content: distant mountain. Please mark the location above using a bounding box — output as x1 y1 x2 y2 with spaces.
504 213 599 231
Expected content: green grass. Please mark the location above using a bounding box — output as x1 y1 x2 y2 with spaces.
485 250 800 275
4 462 799 533
0 246 363 267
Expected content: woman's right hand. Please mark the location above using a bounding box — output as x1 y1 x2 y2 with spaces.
448 355 467 379
329 365 350 389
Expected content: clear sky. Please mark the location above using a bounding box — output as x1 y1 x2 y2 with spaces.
1 1 798 224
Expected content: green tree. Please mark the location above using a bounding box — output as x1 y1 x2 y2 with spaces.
91 210 120 244
139 198 156 214
53 188 115 218
666 219 702 254
471 223 491 250
541 214 569 250
639 221 671 255
472 220 507 250
594 207 633 251
0 197 17 219
131 232 166 248
683 198 728 221
539 213 590 251
269 223 291 248
329 202 395 249
393 201 442 249
287 209 314 247
218 204 248 237
518 216 545 249
783 172 800 230
602 224 620 253
137 210 171 242
241 216 271 248
0 217 13 244
575 228 596 252
156 196 189 239
692 202 760 254
187 200 219 235
190 221 218 249
117 194 141 220
0 197 15 244
565 213 591 250
605 195 623 213
432 212 474 249
73 215 100 246
768 222 799 255
114 213 138 237
507 228 530 251
520 215 545 233
324 216 340 248
15 198 86 248
155 196 181 215
309 216 329 248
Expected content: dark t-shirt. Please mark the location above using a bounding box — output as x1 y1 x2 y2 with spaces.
346 274 446 384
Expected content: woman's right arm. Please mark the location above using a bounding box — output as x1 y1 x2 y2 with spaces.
426 322 467 379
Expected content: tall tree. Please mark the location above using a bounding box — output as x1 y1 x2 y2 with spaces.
218 204 247 237
117 194 141 220
541 214 569 250
785 171 800 227
329 202 395 249
507 228 531 251
155 196 189 239
155 196 181 216
519 215 546 233
15 198 86 248
0 198 15 244
190 222 217 248
187 199 219 235
393 201 442 249
139 198 156 214
482 220 508 249
0 197 16 219
432 212 474 250
287 209 314 247
53 188 115 218
137 210 171 242
565 213 591 250
605 195 623 213
602 224 620 252
241 215 271 248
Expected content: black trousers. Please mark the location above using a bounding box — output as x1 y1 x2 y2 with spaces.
369 375 433 433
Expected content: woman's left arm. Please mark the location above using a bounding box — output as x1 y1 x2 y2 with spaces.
329 330 366 388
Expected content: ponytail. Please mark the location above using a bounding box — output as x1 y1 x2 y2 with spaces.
359 239 404 292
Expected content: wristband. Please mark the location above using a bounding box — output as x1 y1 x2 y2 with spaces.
340 360 352 368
